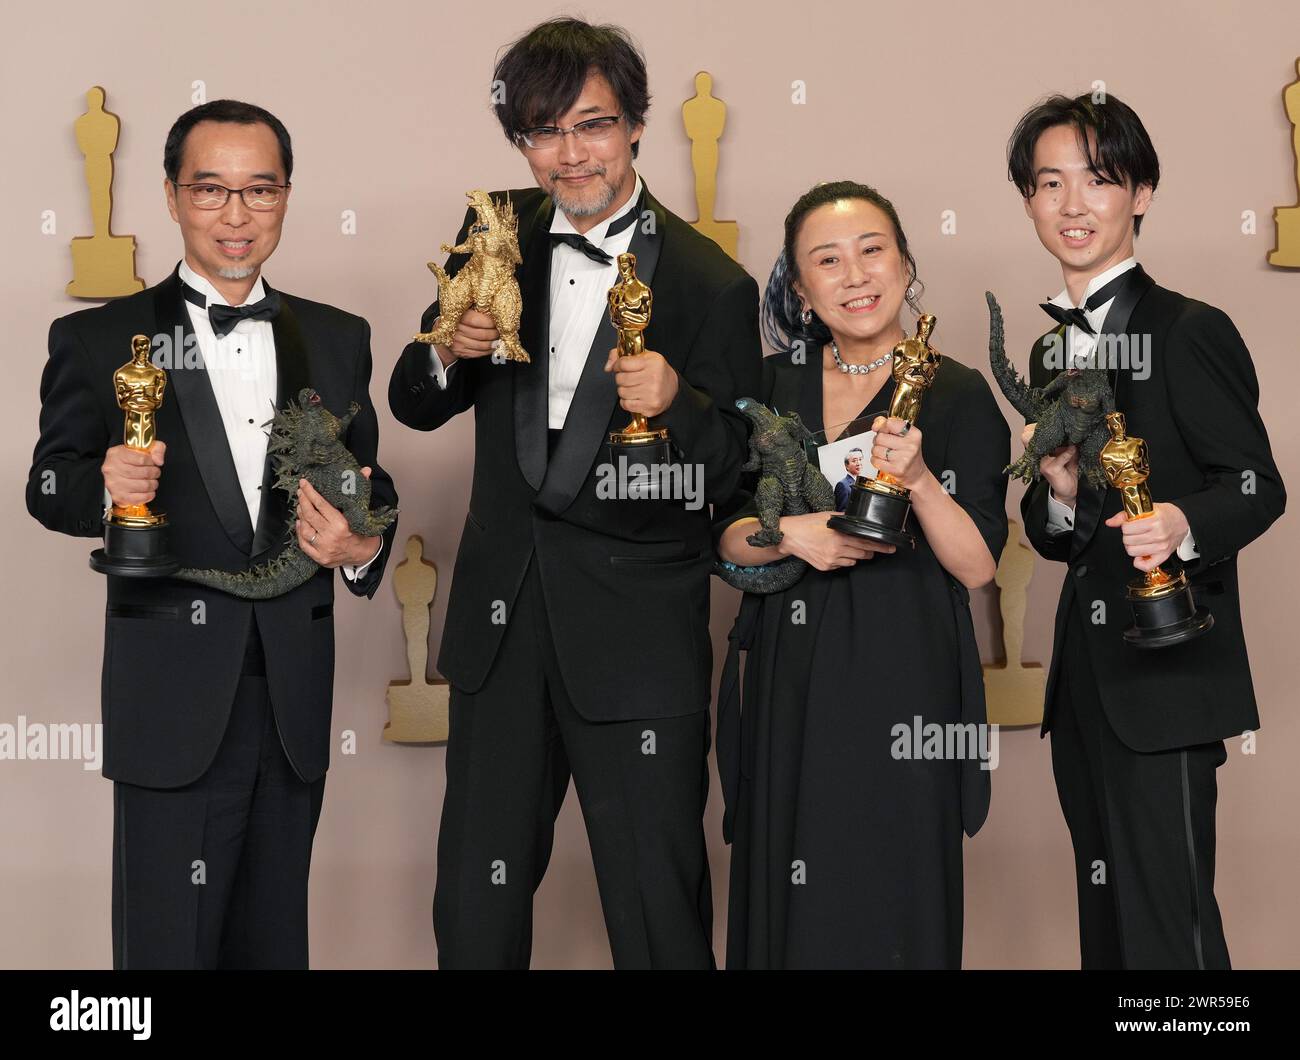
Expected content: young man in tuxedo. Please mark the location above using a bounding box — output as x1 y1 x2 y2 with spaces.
28 100 399 968
389 17 761 968
1008 93 1285 968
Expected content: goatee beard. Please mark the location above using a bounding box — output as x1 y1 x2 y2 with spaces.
550 172 617 218
216 264 258 280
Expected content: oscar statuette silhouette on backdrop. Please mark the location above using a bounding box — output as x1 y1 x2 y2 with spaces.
67 86 145 299
383 536 449 743
682 71 739 260
1269 57 1300 267
982 519 1047 726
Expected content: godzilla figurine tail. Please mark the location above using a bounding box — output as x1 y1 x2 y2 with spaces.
986 291 1045 421
174 542 320 600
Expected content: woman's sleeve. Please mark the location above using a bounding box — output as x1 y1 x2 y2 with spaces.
710 353 778 553
944 369 1011 564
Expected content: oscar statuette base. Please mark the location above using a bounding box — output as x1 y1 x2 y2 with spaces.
1122 571 1214 649
827 477 915 549
90 517 180 578
607 427 672 501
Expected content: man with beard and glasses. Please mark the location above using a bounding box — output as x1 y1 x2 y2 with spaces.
389 17 760 968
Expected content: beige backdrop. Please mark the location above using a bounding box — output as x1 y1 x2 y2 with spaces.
3 0 1297 968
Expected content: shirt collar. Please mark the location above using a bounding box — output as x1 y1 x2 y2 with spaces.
1049 256 1137 311
179 259 267 308
549 171 643 245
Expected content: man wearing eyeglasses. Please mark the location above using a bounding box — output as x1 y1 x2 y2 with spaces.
27 99 399 968
390 17 761 969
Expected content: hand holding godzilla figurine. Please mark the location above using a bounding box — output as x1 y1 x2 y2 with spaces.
414 189 529 363
986 291 1115 488
174 388 398 599
714 398 835 594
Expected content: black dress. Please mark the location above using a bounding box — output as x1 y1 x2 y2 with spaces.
714 351 1010 968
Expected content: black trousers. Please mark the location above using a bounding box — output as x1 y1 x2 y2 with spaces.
433 554 715 969
1049 607 1230 969
110 631 326 969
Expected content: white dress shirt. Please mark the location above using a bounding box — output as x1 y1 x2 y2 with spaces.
104 261 380 580
430 172 645 430
1041 257 1198 561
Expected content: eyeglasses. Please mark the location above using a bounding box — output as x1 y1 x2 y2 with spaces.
518 115 622 150
171 180 289 210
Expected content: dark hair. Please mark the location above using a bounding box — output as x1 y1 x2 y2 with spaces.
491 17 650 159
163 99 293 183
762 180 922 357
1007 93 1159 236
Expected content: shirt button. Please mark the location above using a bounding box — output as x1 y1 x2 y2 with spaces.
569 278 575 285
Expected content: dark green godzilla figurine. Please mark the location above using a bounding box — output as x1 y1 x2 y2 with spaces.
715 397 835 595
986 291 1114 489
174 388 397 599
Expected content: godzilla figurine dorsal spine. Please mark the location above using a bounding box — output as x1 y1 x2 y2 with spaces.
986 291 1116 490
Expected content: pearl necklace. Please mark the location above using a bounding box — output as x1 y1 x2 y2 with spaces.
831 339 891 375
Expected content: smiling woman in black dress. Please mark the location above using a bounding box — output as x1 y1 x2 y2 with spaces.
714 181 1010 968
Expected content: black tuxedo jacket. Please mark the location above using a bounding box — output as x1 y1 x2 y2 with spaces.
389 184 761 722
27 267 399 787
1019 265 1285 751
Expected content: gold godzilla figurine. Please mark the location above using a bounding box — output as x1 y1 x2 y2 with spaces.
414 189 529 363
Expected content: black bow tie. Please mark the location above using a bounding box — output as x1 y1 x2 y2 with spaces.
182 281 281 338
549 202 640 265
1039 268 1134 336
550 232 613 264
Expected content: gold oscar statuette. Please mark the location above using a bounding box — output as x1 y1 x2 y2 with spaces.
89 335 179 576
66 87 146 299
606 252 673 497
1101 411 1213 647
828 314 942 547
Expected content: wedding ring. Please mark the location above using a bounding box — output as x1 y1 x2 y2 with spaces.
884 448 893 460
309 531 318 545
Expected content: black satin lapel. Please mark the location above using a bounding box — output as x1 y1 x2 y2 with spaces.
1070 265 1155 560
154 269 254 552
251 289 312 559
798 343 823 434
514 196 554 491
1093 263 1153 402
534 191 664 518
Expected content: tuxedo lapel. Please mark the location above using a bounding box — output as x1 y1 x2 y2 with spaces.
1070 264 1155 560
534 187 663 518
250 284 312 560
514 194 555 491
154 268 254 553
